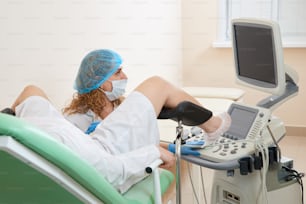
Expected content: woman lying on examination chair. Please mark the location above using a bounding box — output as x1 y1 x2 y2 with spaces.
1 49 231 193
62 49 231 145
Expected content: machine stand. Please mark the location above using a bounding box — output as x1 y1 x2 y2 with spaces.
211 160 303 204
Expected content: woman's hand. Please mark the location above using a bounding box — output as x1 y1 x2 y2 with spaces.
158 146 175 169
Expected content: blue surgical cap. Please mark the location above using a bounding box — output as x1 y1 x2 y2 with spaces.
74 49 123 94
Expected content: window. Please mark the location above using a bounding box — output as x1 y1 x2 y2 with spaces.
214 0 306 47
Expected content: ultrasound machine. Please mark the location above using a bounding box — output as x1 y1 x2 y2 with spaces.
170 18 303 204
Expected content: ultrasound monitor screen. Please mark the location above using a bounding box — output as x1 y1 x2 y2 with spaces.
234 24 276 86
226 105 258 140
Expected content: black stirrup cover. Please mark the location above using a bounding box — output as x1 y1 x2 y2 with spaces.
157 101 212 126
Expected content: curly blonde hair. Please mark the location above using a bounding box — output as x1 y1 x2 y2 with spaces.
63 89 123 119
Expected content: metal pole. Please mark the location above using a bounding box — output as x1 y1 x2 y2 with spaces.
175 121 183 204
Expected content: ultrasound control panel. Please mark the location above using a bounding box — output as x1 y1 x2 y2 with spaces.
186 103 285 162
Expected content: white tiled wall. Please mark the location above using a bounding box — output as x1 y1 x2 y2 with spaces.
0 0 182 109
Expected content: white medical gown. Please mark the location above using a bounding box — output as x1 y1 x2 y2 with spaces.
15 91 161 193
64 109 101 133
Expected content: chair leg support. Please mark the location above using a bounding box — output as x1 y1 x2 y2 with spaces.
153 167 162 204
146 159 163 204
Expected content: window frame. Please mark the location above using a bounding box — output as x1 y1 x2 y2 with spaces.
213 0 306 48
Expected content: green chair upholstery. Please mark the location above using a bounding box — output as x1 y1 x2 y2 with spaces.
0 113 174 204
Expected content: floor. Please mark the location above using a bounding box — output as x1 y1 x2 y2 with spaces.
164 135 306 204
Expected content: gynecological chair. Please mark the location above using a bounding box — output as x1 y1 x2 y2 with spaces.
0 113 174 204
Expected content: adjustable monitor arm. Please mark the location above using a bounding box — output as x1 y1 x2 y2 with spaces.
257 66 299 111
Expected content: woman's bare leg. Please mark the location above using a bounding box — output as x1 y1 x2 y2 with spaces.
135 76 231 135
11 85 49 111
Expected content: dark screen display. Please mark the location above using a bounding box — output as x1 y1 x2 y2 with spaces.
234 24 276 85
226 106 258 139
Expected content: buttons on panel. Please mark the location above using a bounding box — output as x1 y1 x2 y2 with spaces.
214 139 249 157
199 136 252 162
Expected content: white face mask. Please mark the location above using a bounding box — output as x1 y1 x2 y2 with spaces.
102 79 127 101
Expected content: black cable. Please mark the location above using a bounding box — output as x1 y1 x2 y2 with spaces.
282 166 304 204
